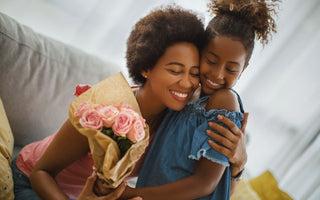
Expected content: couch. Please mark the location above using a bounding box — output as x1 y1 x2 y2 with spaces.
0 11 118 199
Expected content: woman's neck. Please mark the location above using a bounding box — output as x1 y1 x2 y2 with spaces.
135 86 167 131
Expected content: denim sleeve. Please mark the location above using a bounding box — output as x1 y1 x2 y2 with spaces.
188 109 243 166
188 122 230 166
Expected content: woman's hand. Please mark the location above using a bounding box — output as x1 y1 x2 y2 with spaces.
206 112 249 177
78 172 142 200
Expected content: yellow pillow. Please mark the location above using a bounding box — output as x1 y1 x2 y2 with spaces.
0 98 14 199
249 170 293 200
231 179 261 200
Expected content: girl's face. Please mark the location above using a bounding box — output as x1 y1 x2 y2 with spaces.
200 36 247 95
143 42 200 111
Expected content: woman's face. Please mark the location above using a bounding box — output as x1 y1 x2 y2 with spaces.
143 42 200 111
200 36 247 95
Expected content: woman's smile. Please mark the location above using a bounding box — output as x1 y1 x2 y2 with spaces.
169 89 190 101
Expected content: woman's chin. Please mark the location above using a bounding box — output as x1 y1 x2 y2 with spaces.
168 103 187 111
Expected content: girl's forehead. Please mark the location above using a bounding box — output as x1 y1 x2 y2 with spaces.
205 36 246 63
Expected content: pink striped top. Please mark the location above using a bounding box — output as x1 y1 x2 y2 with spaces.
17 132 153 199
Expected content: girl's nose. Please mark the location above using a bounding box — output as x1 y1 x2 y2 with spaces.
212 65 224 80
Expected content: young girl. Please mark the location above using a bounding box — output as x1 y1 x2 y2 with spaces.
119 0 279 199
12 6 247 200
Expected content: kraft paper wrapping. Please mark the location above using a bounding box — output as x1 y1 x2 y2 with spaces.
69 72 149 189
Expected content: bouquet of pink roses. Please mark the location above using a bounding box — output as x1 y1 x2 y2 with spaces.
75 102 146 157
69 73 149 189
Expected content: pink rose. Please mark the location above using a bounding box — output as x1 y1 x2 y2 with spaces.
96 104 120 127
118 102 136 111
127 119 146 143
74 101 92 117
79 109 103 130
112 110 135 137
74 84 91 97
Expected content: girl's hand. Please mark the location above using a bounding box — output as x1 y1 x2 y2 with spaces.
206 112 249 177
78 172 142 200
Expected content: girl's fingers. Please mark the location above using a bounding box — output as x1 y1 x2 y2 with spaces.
206 129 233 149
217 115 242 136
208 121 237 142
208 139 231 157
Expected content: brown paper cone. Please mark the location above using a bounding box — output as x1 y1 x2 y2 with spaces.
69 72 149 188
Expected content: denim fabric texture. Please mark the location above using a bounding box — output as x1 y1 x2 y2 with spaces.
11 157 41 200
11 157 76 200
137 92 244 200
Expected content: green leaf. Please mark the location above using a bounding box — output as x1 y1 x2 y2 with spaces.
101 127 132 157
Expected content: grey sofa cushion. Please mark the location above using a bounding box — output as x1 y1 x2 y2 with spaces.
0 12 119 147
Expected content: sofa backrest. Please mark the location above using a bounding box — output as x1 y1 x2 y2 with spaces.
0 12 119 147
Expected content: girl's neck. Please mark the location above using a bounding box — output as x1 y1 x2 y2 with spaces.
200 89 207 98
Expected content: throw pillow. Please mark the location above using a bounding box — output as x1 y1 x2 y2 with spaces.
231 179 261 200
0 98 14 199
249 170 293 200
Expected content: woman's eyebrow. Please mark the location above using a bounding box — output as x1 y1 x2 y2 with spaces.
166 62 185 67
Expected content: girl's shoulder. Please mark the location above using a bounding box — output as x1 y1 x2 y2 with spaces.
192 92 244 122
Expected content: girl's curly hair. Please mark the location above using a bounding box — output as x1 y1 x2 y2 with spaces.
206 0 280 66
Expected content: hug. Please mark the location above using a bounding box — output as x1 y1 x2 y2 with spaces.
0 0 279 199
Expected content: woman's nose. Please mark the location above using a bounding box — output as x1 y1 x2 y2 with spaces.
179 74 194 89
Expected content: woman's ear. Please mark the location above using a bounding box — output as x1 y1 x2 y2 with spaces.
141 71 150 79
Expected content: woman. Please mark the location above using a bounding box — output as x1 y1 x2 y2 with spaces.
12 5 247 200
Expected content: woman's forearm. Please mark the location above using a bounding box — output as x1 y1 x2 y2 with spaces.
30 170 69 200
123 158 225 200
29 119 90 200
230 179 239 195
123 175 212 200
230 166 244 195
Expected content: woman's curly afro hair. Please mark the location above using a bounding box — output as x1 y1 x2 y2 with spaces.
126 6 206 85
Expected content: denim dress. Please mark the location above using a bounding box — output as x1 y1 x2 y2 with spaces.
136 92 244 200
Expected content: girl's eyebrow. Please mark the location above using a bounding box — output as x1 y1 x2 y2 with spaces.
228 61 241 67
207 51 219 58
208 51 240 67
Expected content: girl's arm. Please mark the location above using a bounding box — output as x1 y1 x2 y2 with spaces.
29 119 90 200
207 113 247 173
120 89 241 200
206 114 247 194
123 158 226 200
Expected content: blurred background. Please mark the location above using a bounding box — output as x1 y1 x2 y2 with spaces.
0 0 319 199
